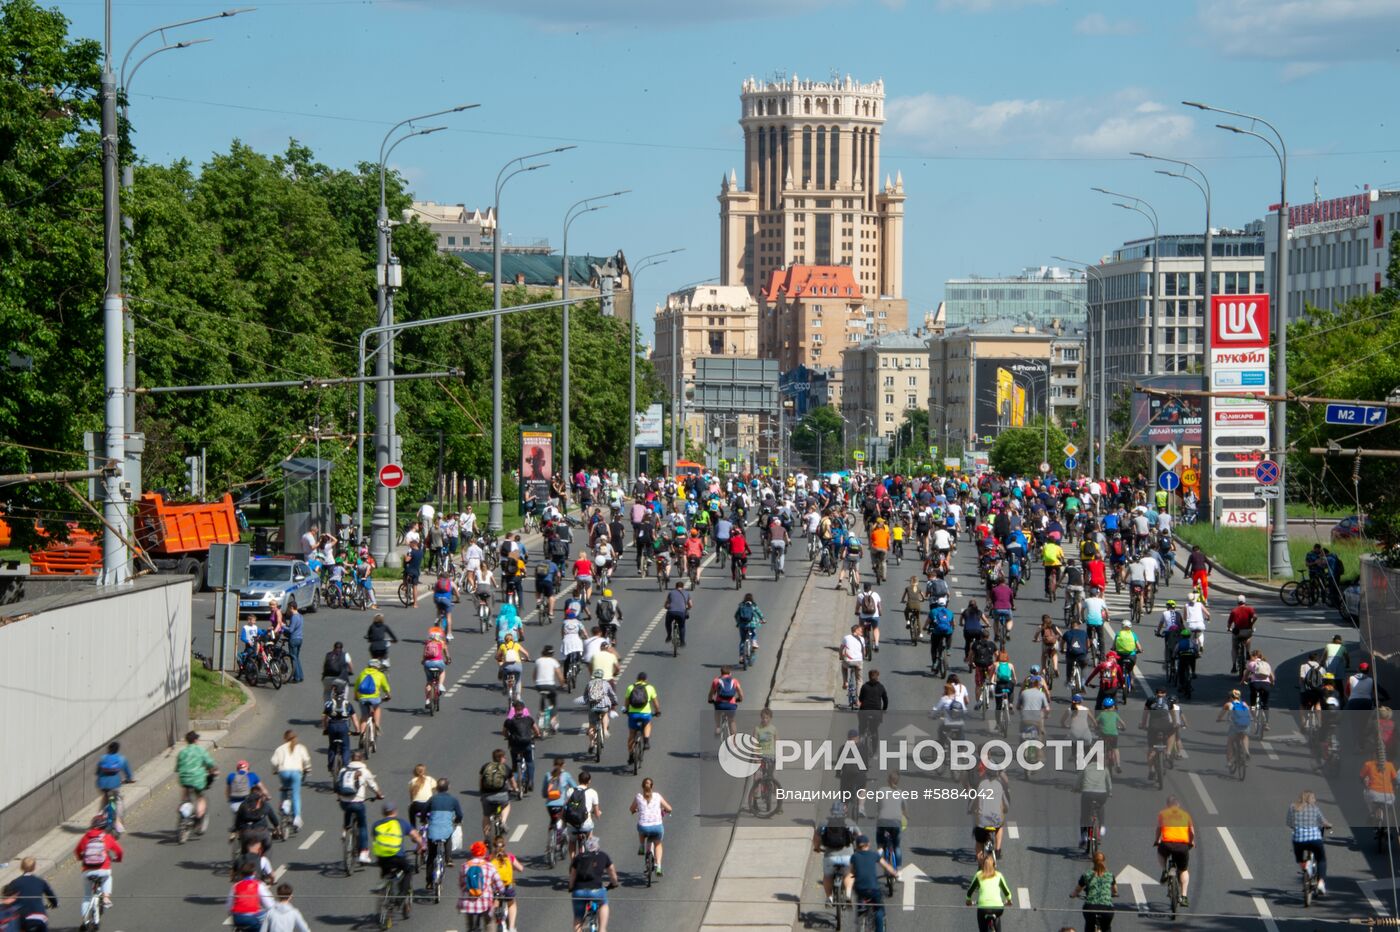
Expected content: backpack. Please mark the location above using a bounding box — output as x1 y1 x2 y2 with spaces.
928 578 948 601
326 697 352 720
535 561 550 579
737 601 756 625
846 541 862 556
81 834 108 868
229 771 252 798
1111 539 1126 558
932 609 954 635
820 822 853 850
423 639 444 662
463 863 487 898
322 651 348 679
1303 664 1325 691
548 538 568 560
586 678 611 708
505 715 534 745
972 639 997 667
714 676 738 701
358 671 378 696
336 766 361 798
434 575 452 594
1230 701 1251 729
860 593 877 614
563 787 589 827
627 682 650 709
1176 638 1198 658
480 761 508 792
597 600 616 623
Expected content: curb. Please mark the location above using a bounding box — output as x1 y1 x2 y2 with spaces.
191 672 257 733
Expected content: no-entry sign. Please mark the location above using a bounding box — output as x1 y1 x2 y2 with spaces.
378 463 405 489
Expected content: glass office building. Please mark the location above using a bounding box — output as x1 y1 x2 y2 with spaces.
943 267 1087 330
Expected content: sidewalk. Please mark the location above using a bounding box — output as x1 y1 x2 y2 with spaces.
700 566 853 932
0 689 254 888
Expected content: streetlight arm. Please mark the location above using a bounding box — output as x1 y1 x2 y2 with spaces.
1093 187 1158 227
123 39 211 98
378 126 447 212
378 103 478 171
566 190 631 226
118 7 254 88
1186 102 1287 160
495 145 576 200
1217 124 1283 174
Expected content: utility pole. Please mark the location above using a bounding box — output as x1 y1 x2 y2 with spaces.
99 1 129 586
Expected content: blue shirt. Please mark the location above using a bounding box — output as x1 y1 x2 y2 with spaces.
2 874 57 917
425 791 464 841
287 610 304 641
543 770 578 809
1063 628 1089 655
96 753 133 791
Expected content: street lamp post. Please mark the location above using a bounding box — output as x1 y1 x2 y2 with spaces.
1054 257 1105 480
369 103 476 564
1185 101 1291 574
1093 188 1161 377
488 146 575 534
627 249 684 486
561 191 629 498
1133 152 1214 513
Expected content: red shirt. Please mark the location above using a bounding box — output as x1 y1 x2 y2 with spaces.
1228 605 1257 633
1087 660 1122 689
684 537 705 558
730 535 750 556
75 829 123 870
573 558 592 578
1086 559 1107 590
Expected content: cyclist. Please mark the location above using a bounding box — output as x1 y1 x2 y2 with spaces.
814 801 861 905
496 633 530 703
431 571 456 636
457 840 506 929
869 519 891 581
841 625 866 709
567 834 619 932
684 529 706 582
769 515 790 578
1218 688 1253 764
1287 790 1332 897
489 834 524 932
624 672 661 765
630 777 673 876
663 581 691 646
970 633 998 705
1082 587 1110 658
1157 599 1183 670
857 669 889 751
1041 534 1065 600
371 802 423 913
533 645 565 735
336 751 381 865
1113 621 1142 690
226 759 262 815
364 614 398 667
1071 851 1119 931
988 576 1015 643
1062 618 1089 691
1154 795 1195 908
1032 615 1061 683
839 534 864 590
75 813 123 913
970 766 1009 862
965 854 1011 932
584 669 618 746
992 650 1016 718
856 582 883 653
850 833 897 932
94 742 133 835
901 575 926 637
321 680 360 774
1077 751 1111 851
1245 650 1275 716
1228 595 1258 675
961 600 987 668
1085 651 1124 711
421 628 450 711
504 699 542 794
320 640 355 702
477 749 517 840
1095 696 1124 773
928 601 955 673
1127 552 1149 615
543 758 578 845
175 730 218 835
424 778 463 874
1141 686 1174 772
356 659 391 737
572 549 595 617
534 557 560 619
735 593 764 660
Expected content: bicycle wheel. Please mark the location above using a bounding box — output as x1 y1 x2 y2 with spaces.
343 827 356 875
377 888 394 929
265 660 283 690
397 580 412 608
1167 872 1180 918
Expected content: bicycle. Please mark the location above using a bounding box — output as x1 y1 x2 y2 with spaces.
748 760 780 817
359 714 379 756
396 578 413 608
1226 732 1248 780
643 830 659 887
1252 695 1269 739
488 803 506 843
808 534 820 562
1163 858 1181 919
590 715 606 762
476 594 491 634
994 689 1011 738
732 557 747 590
342 818 360 876
375 864 413 929
1067 656 1085 695
78 871 106 931
426 840 446 904
1149 737 1167 791
545 809 569 867
878 830 900 898
853 890 881 932
977 679 994 721
1084 799 1103 859
930 639 948 679
100 788 122 836
832 871 851 931
1301 836 1323 907
904 609 922 646
740 628 755 671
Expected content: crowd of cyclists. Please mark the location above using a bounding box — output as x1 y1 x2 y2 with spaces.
3 464 1392 932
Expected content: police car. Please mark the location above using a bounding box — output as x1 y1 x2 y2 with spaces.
239 556 319 616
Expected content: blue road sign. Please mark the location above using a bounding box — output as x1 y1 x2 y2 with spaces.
1064 456 1078 470
1255 459 1280 485
1325 403 1388 427
1158 471 1181 492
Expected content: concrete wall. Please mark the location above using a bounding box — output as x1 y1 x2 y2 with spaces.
0 576 191 854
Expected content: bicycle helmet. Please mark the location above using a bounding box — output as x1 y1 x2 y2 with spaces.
1102 696 1115 708
603 589 613 598
1029 664 1040 674
1122 620 1132 628
1165 599 1177 608
1105 651 1118 661
91 814 109 828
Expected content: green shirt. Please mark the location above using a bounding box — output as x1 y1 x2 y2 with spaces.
1079 870 1116 907
966 871 1011 908
755 724 778 758
625 681 659 714
175 743 216 788
1096 709 1121 737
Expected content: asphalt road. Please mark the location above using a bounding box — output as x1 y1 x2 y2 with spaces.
35 525 814 932
784 531 1393 932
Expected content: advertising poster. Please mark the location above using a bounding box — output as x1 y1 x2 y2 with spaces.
635 404 665 447
1209 295 1271 528
975 359 1048 441
1130 375 1204 445
519 427 553 509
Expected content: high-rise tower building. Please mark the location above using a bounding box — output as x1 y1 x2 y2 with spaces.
719 74 905 302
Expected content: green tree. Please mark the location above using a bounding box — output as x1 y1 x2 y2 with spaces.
988 418 1069 478
791 405 843 472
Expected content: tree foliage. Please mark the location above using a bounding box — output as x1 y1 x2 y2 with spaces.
0 0 659 538
791 405 844 473
989 419 1070 478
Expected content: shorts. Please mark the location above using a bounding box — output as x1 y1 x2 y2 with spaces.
973 825 1002 846
822 853 853 877
1157 842 1190 872
423 660 446 678
1147 729 1172 749
499 884 517 900
1366 790 1396 807
628 712 653 731
571 889 607 919
1301 688 1322 708
577 575 593 587
480 791 510 815
859 615 880 629
1101 735 1119 752
433 593 452 608
638 823 664 840
536 581 555 597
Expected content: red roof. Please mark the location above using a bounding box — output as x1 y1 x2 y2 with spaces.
763 265 863 303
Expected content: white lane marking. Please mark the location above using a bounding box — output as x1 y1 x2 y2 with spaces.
1260 739 1279 761
1007 823 1019 840
509 823 527 843
1217 827 1253 880
1016 887 1031 910
1188 772 1218 815
403 725 422 741
618 552 716 676
298 829 324 850
272 864 287 882
1252 894 1281 932
1356 879 1393 916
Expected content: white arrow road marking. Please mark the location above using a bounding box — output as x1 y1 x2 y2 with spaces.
272 864 287 882
298 829 323 850
898 863 930 911
1217 827 1252 880
1357 879 1395 916
1112 863 1159 909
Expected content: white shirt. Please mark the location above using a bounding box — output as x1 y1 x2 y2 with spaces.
577 786 602 832
1139 557 1158 583
856 590 883 618
418 504 435 525
1133 515 1150 536
464 543 483 569
534 656 562 687
300 531 317 559
841 634 865 664
1128 561 1147 584
950 682 971 707
560 619 586 656
805 512 821 533
1156 512 1173 533
582 635 605 663
442 517 458 538
1185 603 1206 630
1083 597 1108 623
948 503 962 523
933 529 952 550
460 511 477 535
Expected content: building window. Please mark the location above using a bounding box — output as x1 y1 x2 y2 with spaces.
908 376 917 386
446 235 456 246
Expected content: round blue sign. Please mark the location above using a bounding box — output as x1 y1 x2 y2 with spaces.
1159 471 1181 492
1064 456 1077 470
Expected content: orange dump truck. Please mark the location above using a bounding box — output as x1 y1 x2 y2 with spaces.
25 492 240 587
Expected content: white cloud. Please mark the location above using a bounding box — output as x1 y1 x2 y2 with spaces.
887 89 1192 157
1073 12 1141 35
1197 0 1400 60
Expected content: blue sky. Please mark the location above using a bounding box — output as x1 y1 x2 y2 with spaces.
55 0 1400 343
